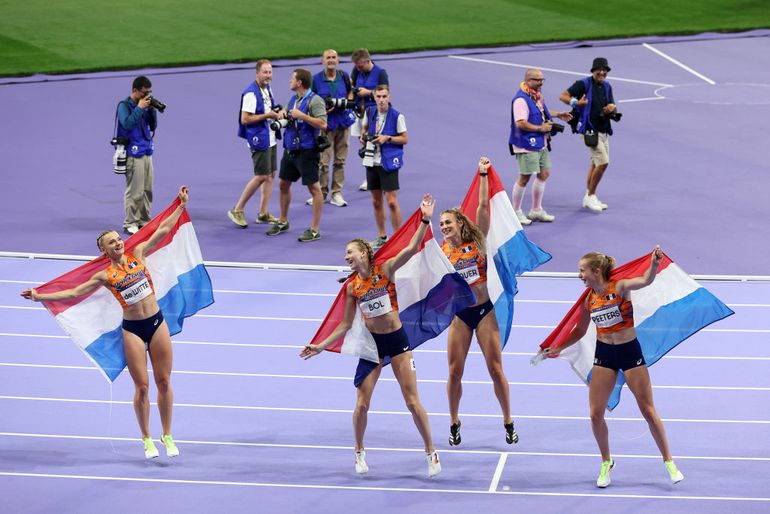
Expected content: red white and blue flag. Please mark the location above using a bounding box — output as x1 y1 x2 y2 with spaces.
535 251 733 409
35 199 214 382
460 164 551 346
310 209 475 386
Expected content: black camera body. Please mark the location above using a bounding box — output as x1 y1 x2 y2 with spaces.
601 111 622 122
146 95 166 113
316 135 331 152
324 97 356 111
549 122 565 136
110 136 130 147
110 136 131 174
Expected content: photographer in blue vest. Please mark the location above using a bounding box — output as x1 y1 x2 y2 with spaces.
350 48 390 192
307 49 357 208
229 59 283 228
360 85 407 250
116 76 159 235
267 68 328 242
509 68 572 225
560 57 618 213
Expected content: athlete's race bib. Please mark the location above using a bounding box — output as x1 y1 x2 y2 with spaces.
359 293 392 318
120 277 153 305
457 264 480 285
590 304 623 328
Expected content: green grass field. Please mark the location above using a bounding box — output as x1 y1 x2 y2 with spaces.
1 0 768 76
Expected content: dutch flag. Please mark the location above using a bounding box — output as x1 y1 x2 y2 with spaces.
309 209 476 386
536 251 734 410
35 198 214 381
459 164 552 346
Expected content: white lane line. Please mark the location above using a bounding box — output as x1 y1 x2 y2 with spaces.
447 55 674 87
3 363 770 391
1 395 768 424
642 43 716 85
3 432 769 462
0 471 767 501
3 333 770 360
489 453 508 492
618 97 666 103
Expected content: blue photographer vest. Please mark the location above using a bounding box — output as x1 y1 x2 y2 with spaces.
312 70 355 131
575 77 614 136
508 89 552 151
116 97 155 157
367 106 404 172
283 92 320 151
237 82 274 151
353 64 384 108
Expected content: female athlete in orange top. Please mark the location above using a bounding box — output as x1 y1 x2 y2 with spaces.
21 186 189 460
439 157 516 447
545 246 684 487
300 194 441 478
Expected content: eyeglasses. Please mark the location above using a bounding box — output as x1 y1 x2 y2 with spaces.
529 78 545 83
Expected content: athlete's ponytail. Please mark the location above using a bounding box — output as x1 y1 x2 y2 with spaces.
581 251 616 281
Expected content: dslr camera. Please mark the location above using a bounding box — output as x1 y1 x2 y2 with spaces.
316 135 331 152
146 95 166 113
324 97 356 111
358 133 377 166
110 136 130 174
549 122 565 136
601 110 623 122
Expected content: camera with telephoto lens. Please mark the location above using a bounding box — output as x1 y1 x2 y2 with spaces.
324 97 356 111
601 110 622 122
270 118 291 132
549 122 565 136
110 136 130 174
146 95 166 113
358 133 377 166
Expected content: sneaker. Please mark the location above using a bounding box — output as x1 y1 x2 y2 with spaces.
582 194 603 213
266 220 290 236
427 451 442 478
305 196 328 206
515 209 532 226
370 235 388 251
298 228 321 242
124 224 139 235
586 191 608 210
664 460 684 484
161 434 179 457
330 192 348 207
527 208 555 222
227 209 248 228
596 459 614 488
142 437 159 459
504 421 519 444
448 420 461 446
255 212 279 224
358 179 368 191
354 449 369 474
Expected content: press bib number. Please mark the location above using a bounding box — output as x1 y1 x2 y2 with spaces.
120 277 152 305
590 304 623 328
360 293 392 318
458 264 480 285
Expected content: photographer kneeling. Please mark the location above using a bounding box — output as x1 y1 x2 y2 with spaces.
114 76 163 235
267 68 328 242
509 68 572 224
360 85 408 250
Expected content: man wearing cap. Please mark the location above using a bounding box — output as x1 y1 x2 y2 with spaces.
560 57 618 213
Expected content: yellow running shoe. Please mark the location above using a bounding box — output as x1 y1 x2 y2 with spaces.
664 460 684 484
161 434 180 457
596 459 614 488
142 437 159 459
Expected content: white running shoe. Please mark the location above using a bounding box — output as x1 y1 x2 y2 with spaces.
330 192 348 207
527 208 555 222
586 191 608 209
596 458 614 488
427 451 442 478
358 179 368 191
515 209 532 226
582 194 603 213
161 434 180 457
355 449 369 474
665 460 684 484
142 437 159 459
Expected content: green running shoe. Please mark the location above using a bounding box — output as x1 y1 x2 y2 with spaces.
161 434 180 457
665 460 684 484
142 437 159 459
596 459 614 488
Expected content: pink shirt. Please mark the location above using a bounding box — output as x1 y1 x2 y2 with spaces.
511 96 545 154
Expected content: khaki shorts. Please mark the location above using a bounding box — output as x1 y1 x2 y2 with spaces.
515 148 552 175
251 145 277 176
587 132 610 166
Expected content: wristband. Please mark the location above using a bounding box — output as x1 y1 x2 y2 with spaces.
421 218 430 225
569 97 578 108
479 172 488 177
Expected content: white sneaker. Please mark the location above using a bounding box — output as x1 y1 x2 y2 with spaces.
515 209 532 226
330 192 347 207
664 460 684 484
358 179 368 191
586 191 608 209
124 224 139 235
427 451 441 478
527 208 555 222
354 449 369 474
305 196 328 206
142 437 159 459
582 194 603 213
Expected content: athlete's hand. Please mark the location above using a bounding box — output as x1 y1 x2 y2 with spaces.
651 245 662 266
543 346 560 358
178 186 189 208
420 193 435 220
478 156 491 173
20 288 40 302
300 344 324 360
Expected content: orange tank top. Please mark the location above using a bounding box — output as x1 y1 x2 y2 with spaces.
442 240 487 285
587 281 634 334
351 265 398 319
105 253 155 309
